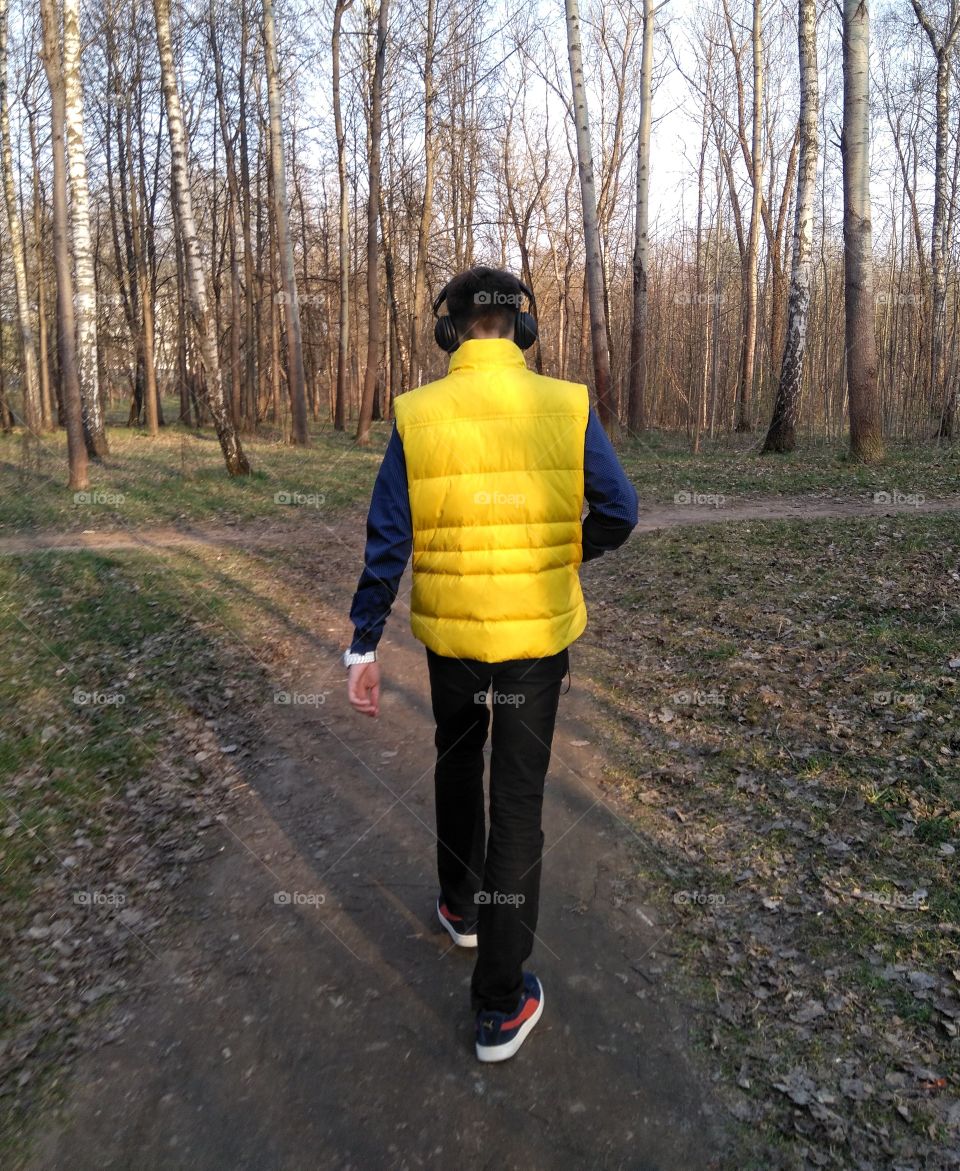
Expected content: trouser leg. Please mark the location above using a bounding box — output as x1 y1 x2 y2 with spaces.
471 648 567 1013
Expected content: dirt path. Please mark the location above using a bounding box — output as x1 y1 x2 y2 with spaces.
23 562 728 1170
2 491 958 556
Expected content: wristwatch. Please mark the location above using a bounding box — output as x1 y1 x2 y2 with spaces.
343 649 377 667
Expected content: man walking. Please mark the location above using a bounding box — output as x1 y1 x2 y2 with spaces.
345 267 637 1061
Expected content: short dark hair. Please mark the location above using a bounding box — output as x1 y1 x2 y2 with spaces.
444 266 525 337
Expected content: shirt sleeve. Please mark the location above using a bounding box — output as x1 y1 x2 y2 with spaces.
581 409 639 562
348 424 412 653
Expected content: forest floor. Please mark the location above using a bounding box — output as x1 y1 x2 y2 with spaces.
1 425 959 1170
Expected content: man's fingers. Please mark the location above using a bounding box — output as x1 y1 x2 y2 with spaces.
347 664 380 717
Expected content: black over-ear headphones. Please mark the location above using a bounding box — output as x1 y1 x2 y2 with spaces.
432 280 539 353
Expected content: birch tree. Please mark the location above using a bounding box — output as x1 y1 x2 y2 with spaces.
152 0 250 475
0 0 42 433
39 0 89 490
64 0 108 457
565 0 615 432
763 0 818 453
842 0 883 461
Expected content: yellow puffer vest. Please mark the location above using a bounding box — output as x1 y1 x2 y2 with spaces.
393 338 589 662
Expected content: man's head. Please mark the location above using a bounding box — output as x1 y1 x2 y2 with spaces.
433 267 536 350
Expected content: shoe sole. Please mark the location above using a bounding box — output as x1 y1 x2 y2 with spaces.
437 902 478 948
475 983 544 1063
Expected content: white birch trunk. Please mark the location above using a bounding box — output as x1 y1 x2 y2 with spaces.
565 0 615 433
63 0 107 457
763 0 818 453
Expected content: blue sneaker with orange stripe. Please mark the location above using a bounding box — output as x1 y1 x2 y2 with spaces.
475 972 544 1062
437 897 478 948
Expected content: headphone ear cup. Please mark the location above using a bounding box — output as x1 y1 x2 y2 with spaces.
434 316 459 353
515 311 538 351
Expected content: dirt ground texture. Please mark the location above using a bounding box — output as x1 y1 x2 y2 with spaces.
3 492 959 1171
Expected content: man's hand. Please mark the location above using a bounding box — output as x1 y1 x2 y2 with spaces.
348 661 381 718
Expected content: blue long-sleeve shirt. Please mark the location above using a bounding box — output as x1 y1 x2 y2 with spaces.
348 408 639 654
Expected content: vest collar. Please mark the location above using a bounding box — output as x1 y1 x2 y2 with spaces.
447 338 527 373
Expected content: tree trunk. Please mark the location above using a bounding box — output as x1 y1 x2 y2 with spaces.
565 0 615 433
409 0 435 389
263 0 309 445
908 0 960 438
332 0 352 430
735 0 764 433
356 0 389 447
0 0 42 433
627 0 653 435
25 104 55 429
39 0 88 490
841 0 884 462
763 0 818 453
153 0 250 474
63 0 108 457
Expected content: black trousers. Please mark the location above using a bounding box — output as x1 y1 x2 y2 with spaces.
426 645 568 1014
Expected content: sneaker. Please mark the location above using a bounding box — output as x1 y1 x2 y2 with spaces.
475 973 544 1062
437 897 478 948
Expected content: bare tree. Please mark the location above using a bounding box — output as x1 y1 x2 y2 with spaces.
356 0 389 446
408 0 436 389
907 0 960 437
263 0 309 444
565 0 614 432
153 0 250 474
735 0 764 433
0 0 42 433
763 0 818 453
332 0 352 429
627 0 656 434
39 0 88 489
842 0 883 462
64 0 108 457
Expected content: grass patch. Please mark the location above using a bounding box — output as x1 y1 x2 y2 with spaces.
1 410 958 535
577 510 960 1165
